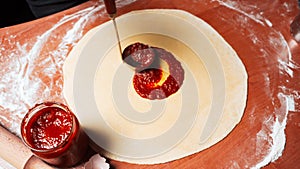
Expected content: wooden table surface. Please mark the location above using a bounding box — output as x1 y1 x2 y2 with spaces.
0 0 299 168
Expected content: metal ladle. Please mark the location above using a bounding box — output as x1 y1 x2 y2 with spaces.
102 0 169 73
103 0 122 56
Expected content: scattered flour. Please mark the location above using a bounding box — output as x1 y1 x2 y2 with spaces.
0 1 138 168
211 0 297 168
0 0 137 136
0 0 297 169
251 93 288 169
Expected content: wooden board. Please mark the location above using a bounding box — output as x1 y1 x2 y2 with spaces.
0 0 299 168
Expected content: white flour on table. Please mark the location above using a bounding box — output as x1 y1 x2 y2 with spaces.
0 0 298 168
212 0 299 168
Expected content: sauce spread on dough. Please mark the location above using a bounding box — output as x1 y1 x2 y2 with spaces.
122 43 184 100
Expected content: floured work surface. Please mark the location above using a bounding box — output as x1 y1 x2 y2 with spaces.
63 9 247 164
0 0 299 168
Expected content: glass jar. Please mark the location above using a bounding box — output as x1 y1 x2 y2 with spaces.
21 102 90 168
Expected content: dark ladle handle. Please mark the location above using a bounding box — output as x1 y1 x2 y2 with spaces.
103 0 117 18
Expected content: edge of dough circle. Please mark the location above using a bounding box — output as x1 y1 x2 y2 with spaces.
63 9 248 164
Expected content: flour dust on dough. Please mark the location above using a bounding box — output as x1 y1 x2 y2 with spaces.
63 9 248 164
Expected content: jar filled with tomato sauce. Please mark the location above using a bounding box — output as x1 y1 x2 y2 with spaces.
21 102 90 168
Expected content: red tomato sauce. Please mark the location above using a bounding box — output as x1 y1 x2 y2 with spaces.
25 106 73 150
21 102 90 167
126 45 184 100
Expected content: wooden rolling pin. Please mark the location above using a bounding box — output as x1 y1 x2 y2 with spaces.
0 125 53 169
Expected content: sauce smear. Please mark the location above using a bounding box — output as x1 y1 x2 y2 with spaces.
122 42 184 100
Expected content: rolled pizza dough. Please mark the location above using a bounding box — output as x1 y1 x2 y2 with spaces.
63 9 247 164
